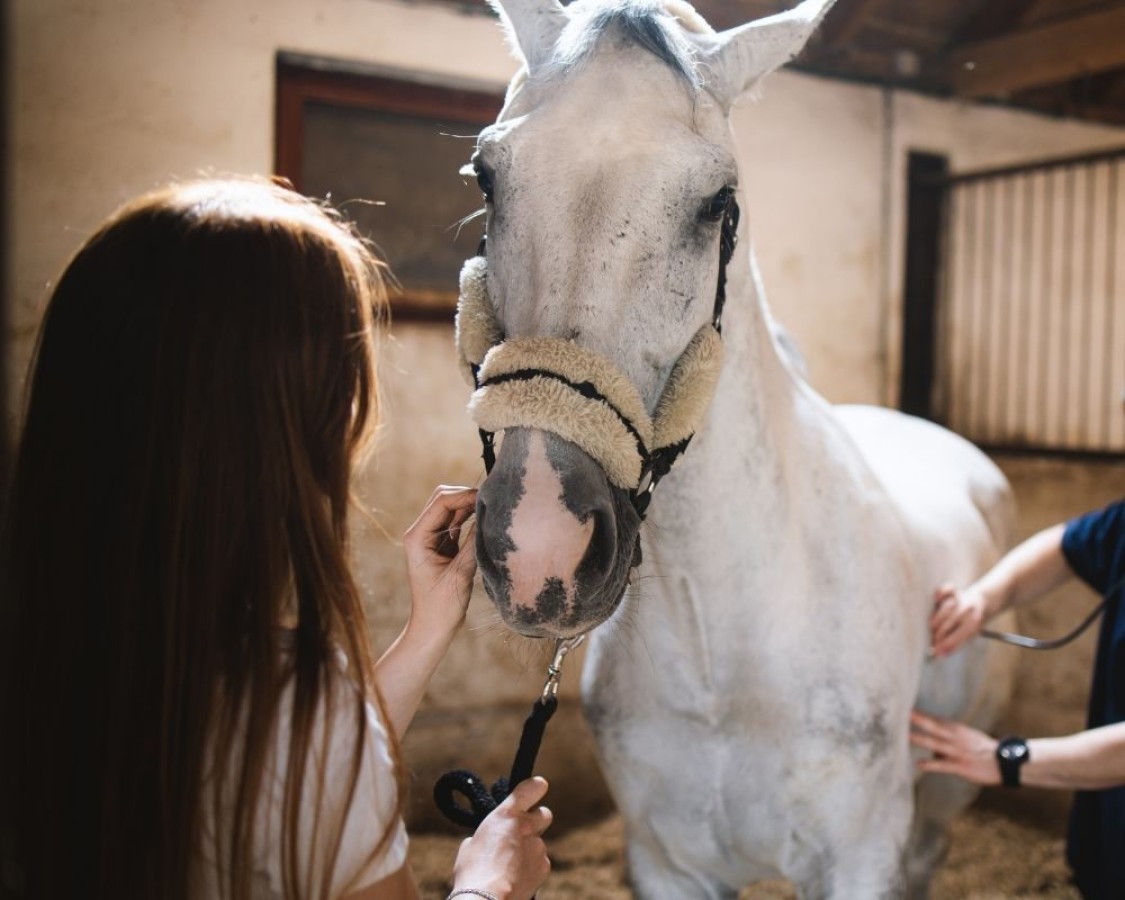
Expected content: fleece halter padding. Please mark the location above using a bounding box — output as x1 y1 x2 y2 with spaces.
455 255 725 495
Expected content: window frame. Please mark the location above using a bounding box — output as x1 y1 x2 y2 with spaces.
274 52 504 321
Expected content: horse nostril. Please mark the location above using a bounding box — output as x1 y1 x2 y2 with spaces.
581 504 617 584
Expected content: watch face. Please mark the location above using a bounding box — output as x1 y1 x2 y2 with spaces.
998 739 1029 763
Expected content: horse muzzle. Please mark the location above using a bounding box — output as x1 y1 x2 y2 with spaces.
474 427 640 637
455 254 725 637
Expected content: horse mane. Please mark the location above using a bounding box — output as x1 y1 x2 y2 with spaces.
544 0 713 87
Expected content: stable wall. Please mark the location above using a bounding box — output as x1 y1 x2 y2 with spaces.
7 0 1125 827
11 0 1125 422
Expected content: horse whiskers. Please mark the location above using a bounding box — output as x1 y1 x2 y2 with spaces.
450 207 487 242
598 598 655 673
468 614 553 671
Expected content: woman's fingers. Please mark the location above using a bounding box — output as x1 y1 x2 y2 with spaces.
910 711 956 751
453 522 478 575
910 711 978 757
524 804 553 836
917 756 966 777
929 588 967 652
930 589 986 657
406 486 478 558
505 776 550 813
935 615 978 657
931 610 960 646
910 710 1000 786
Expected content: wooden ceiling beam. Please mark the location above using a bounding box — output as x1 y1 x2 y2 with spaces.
949 6 1125 98
949 0 1038 45
817 0 885 47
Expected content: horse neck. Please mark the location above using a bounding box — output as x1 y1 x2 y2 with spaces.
705 246 828 481
645 244 850 560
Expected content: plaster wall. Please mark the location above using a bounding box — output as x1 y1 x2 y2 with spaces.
11 1 1125 417
734 76 1125 409
6 0 514 408
7 0 1125 824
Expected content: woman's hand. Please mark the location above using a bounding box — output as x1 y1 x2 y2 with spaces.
929 583 990 658
452 777 553 900
910 710 1000 785
928 524 1071 659
403 485 478 642
375 486 478 740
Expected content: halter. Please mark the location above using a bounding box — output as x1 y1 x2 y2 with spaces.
456 198 740 521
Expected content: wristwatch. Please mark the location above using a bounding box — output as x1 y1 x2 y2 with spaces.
996 736 1030 787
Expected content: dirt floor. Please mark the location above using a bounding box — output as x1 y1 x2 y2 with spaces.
403 455 1122 898
409 800 1081 899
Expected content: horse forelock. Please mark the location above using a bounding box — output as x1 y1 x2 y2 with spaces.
541 0 710 88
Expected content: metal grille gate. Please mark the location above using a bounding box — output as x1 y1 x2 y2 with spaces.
931 148 1125 456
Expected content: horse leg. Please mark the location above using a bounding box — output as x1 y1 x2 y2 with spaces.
796 773 913 900
625 831 739 900
902 771 978 898
902 814 948 900
816 841 909 900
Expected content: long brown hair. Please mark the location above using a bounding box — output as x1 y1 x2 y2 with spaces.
2 178 398 898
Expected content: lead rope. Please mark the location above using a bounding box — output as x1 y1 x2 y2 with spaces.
434 636 585 829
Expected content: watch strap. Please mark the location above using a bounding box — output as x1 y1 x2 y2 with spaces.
996 735 1029 787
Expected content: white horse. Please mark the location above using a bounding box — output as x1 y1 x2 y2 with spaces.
460 1 1016 896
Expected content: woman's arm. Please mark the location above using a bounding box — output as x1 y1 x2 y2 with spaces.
1022 723 1125 790
930 523 1072 658
911 711 1125 791
375 486 478 741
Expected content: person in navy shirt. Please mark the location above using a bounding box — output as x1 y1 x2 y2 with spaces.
910 499 1125 900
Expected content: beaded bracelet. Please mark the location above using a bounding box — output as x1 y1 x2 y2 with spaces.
447 890 500 900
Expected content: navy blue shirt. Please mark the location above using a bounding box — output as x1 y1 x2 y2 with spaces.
1062 498 1125 900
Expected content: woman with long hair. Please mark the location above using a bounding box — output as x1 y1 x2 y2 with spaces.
1 178 551 899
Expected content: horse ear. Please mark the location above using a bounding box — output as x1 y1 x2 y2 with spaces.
700 0 836 103
488 0 567 72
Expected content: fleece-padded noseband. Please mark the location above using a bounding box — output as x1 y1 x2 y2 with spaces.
455 197 739 518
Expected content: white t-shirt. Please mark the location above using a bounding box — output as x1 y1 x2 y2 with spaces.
194 651 408 898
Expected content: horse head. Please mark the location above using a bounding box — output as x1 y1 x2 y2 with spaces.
461 0 834 638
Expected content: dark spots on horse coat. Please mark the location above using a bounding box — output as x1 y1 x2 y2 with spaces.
809 682 893 766
546 438 597 524
515 577 568 628
476 430 531 618
853 707 892 763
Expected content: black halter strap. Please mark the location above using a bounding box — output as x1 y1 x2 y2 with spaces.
470 197 740 520
713 197 740 333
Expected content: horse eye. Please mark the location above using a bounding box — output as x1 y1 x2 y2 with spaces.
703 186 734 222
473 156 495 203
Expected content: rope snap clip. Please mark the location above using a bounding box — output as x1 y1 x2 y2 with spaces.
542 635 585 702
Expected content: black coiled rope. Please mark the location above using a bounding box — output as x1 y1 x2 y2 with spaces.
434 637 583 829
433 694 558 829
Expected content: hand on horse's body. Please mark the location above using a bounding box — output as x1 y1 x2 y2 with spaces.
375 485 478 740
912 712 1125 792
453 777 554 900
909 711 1001 785
929 583 992 658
